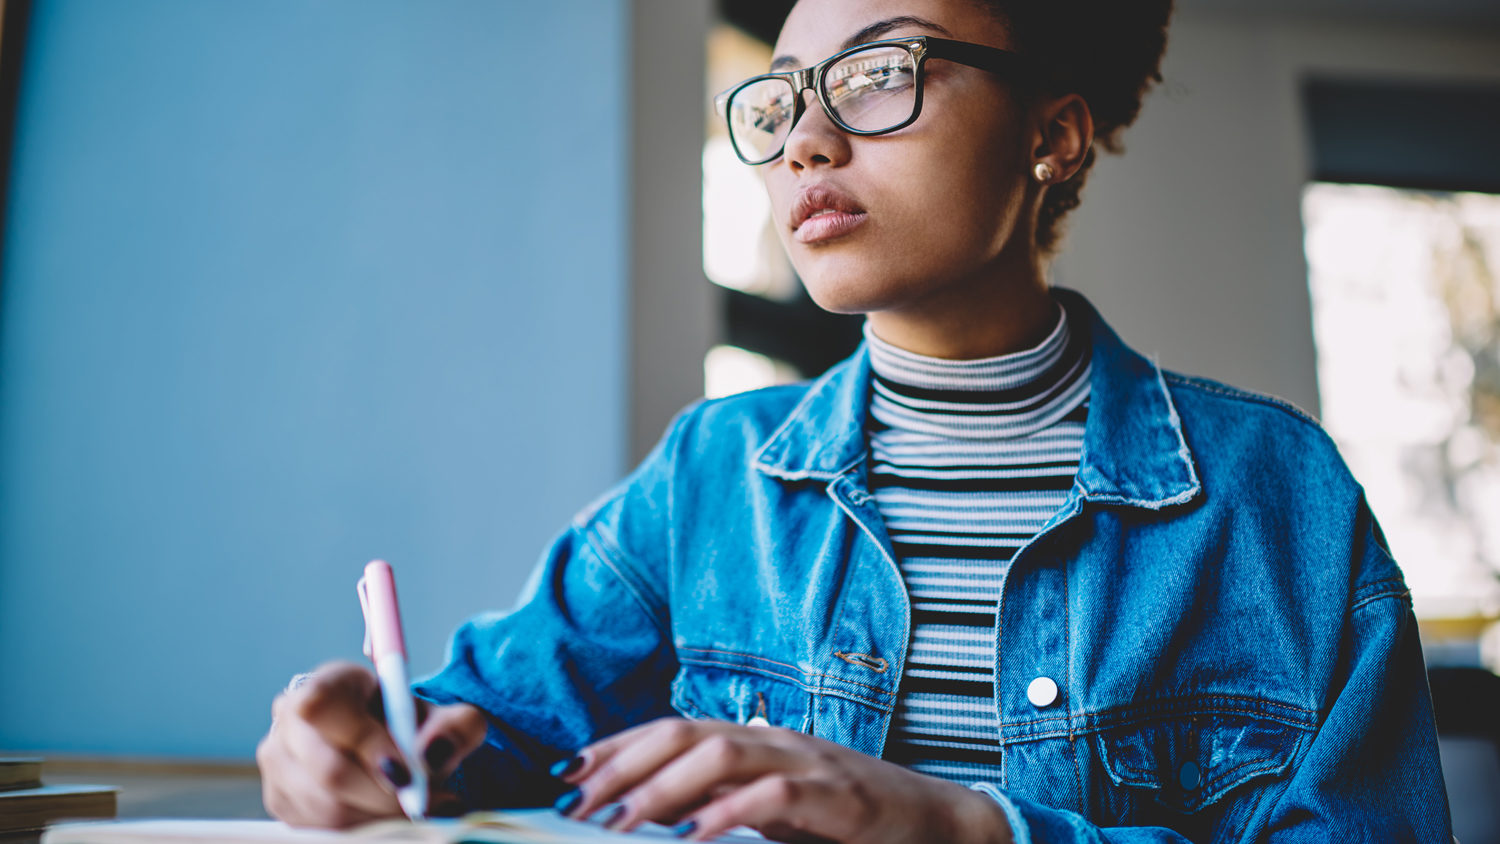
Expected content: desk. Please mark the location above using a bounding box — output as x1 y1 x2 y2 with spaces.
40 758 264 821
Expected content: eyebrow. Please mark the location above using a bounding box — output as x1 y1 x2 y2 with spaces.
769 15 953 72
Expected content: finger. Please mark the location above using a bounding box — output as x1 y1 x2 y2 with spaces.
685 774 843 844
256 734 296 823
427 788 467 818
557 715 690 784
257 721 399 829
293 662 389 750
273 755 395 830
361 687 432 726
291 662 412 782
415 702 489 783
609 732 795 832
281 709 406 818
264 760 391 830
563 718 715 819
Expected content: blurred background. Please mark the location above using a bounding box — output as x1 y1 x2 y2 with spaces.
0 0 1498 832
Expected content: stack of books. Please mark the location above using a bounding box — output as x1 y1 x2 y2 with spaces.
0 759 116 843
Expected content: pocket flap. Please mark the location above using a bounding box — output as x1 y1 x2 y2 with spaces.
670 660 812 732
1097 712 1302 813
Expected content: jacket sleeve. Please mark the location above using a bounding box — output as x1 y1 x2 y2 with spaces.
973 498 1453 843
410 406 698 810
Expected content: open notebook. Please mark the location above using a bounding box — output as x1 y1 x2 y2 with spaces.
42 809 764 843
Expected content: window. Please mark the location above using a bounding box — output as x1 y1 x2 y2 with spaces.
1302 77 1500 665
1304 184 1500 627
702 4 863 398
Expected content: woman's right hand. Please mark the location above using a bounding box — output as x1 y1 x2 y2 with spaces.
255 661 489 829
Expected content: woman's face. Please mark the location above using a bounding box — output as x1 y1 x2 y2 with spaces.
765 0 1034 316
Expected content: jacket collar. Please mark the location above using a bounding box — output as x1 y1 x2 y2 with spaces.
751 287 1201 509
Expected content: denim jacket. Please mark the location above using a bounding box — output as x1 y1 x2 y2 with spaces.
415 288 1451 842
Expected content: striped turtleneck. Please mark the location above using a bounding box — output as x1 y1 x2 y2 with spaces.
865 297 1091 785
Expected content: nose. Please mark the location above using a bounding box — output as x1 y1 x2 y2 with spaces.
782 89 851 172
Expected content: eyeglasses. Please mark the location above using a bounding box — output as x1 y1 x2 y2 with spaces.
713 35 1029 166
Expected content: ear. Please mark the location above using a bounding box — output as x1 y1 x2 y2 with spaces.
1030 93 1094 183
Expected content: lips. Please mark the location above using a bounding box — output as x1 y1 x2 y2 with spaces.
789 183 868 244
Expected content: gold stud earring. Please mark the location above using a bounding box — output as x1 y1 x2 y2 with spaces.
1033 162 1056 183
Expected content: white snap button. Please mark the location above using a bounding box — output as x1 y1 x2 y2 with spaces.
746 715 770 727
1026 676 1059 708
1179 761 1200 790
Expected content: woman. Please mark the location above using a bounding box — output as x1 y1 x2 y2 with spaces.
256 0 1452 840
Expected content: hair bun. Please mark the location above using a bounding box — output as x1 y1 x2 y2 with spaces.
983 0 1175 252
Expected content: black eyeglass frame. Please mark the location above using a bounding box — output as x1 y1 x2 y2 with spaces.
713 35 1030 166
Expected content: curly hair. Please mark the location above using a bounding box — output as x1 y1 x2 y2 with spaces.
976 0 1174 254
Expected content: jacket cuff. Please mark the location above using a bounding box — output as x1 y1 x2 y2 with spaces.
970 782 1033 844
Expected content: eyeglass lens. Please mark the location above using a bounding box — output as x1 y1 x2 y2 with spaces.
728 44 918 163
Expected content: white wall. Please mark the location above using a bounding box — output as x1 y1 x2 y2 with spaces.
1054 12 1500 416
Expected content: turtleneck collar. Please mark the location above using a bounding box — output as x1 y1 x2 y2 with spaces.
863 298 1091 440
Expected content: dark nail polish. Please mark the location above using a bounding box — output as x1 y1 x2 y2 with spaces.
428 789 466 818
425 737 455 771
378 756 411 788
600 803 627 828
549 755 583 778
672 820 698 838
553 788 582 816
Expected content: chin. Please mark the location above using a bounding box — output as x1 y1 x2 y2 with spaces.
798 271 913 316
790 245 937 315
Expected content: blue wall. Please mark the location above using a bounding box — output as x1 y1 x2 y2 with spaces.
0 0 628 758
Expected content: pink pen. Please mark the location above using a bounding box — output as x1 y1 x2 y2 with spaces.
357 559 428 819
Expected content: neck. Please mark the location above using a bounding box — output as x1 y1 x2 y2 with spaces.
865 253 1056 360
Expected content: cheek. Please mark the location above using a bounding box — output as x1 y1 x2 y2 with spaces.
763 171 794 231
883 142 1023 255
880 105 1026 244
928 89 1030 229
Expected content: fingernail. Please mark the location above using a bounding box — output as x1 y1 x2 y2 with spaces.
378 756 411 788
548 755 583 778
672 819 698 838
424 737 454 771
553 788 582 817
429 791 466 818
600 802 627 828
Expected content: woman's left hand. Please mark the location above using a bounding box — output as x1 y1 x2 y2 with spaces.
551 717 1013 844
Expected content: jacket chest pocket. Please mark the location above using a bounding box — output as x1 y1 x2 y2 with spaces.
1095 710 1306 825
670 659 814 733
